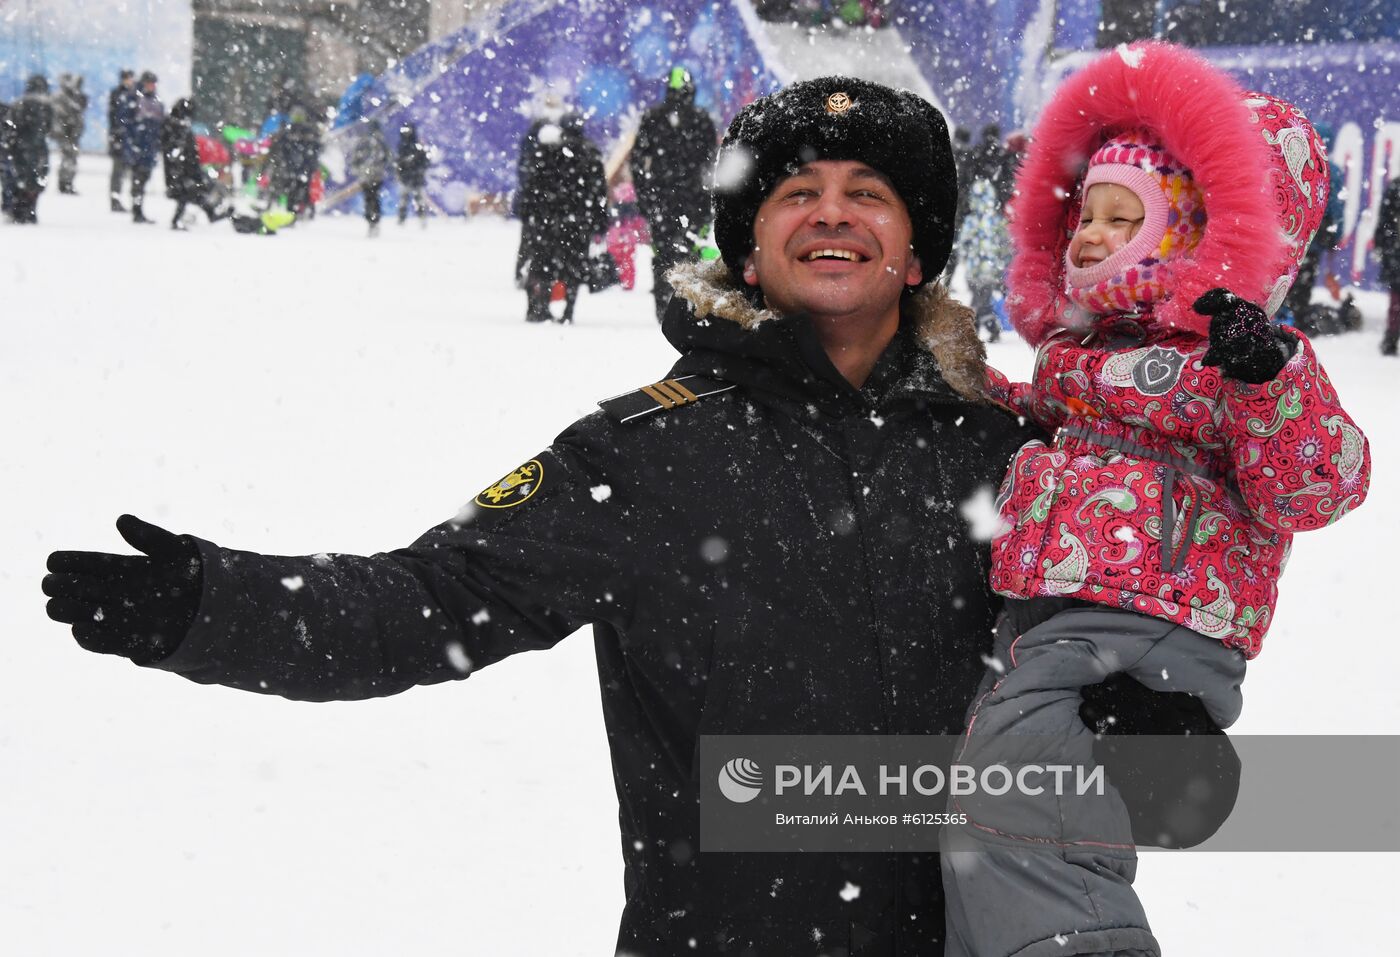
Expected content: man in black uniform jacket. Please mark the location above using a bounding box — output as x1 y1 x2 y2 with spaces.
44 77 1222 955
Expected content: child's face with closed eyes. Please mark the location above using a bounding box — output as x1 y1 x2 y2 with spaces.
1068 183 1146 268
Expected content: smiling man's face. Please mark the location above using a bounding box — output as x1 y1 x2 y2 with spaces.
742 160 922 327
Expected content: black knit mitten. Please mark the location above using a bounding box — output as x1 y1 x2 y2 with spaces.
1194 288 1297 384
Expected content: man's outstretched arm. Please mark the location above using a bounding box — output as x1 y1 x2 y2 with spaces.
43 425 632 702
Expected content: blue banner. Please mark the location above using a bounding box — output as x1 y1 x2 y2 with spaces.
333 0 782 214
335 0 1399 289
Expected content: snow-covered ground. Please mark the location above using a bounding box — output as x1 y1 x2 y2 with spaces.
3 159 1395 955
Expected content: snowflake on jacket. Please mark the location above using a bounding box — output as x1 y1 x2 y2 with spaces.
985 42 1371 658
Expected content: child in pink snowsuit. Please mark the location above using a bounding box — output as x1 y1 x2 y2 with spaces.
606 180 647 292
941 42 1372 957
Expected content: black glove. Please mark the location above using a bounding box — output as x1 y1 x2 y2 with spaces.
43 514 202 665
1081 673 1241 848
1080 672 1217 736
1001 600 1222 737
1194 287 1297 384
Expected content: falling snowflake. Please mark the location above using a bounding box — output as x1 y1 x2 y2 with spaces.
445 642 472 673
713 145 754 191
960 485 1008 542
700 536 729 564
293 617 311 650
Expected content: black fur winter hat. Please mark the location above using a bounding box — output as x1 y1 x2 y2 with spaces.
712 76 957 286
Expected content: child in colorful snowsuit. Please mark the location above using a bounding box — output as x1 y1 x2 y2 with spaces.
605 179 647 291
1375 175 1400 355
941 42 1372 957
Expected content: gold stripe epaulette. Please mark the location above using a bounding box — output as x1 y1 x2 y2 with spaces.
597 374 736 423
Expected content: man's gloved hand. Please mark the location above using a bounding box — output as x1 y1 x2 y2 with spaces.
1194 287 1297 384
1080 672 1219 737
43 514 202 665
1081 673 1241 849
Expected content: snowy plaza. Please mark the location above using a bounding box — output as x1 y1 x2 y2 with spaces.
3 148 1394 956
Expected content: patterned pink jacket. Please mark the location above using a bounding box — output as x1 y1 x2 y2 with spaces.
987 327 1368 657
988 42 1371 657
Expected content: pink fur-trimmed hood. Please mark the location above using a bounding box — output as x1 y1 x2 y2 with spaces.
1007 41 1330 346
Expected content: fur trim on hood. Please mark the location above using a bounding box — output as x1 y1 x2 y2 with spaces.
667 259 987 403
1008 42 1320 346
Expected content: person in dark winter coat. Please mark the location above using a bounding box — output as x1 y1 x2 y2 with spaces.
50 73 87 194
267 108 321 218
349 120 391 236
107 69 135 211
0 100 13 218
394 121 430 224
1283 122 1345 326
629 68 717 319
515 112 607 323
944 125 975 280
2 75 54 224
513 99 564 286
966 124 1015 206
160 98 226 229
43 76 1225 957
1376 175 1400 355
123 72 163 224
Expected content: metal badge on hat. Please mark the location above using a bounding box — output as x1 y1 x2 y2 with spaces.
825 92 852 115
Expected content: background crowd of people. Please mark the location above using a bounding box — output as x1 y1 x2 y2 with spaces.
492 69 717 324
349 118 432 238
5 58 1399 354
753 0 898 28
2 66 334 232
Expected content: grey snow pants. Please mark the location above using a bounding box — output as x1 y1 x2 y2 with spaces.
940 605 1246 957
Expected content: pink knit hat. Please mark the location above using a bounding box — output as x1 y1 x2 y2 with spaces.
1064 130 1207 315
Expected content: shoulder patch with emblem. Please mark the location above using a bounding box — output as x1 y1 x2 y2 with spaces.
475 458 546 509
597 374 736 424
